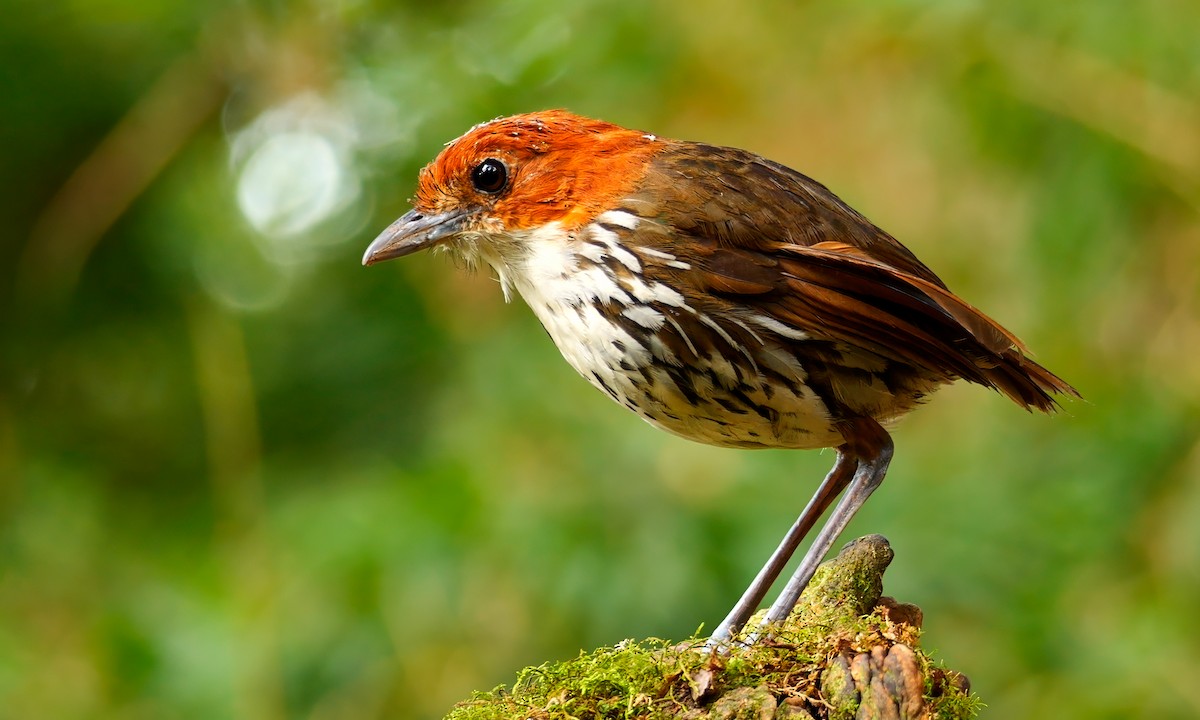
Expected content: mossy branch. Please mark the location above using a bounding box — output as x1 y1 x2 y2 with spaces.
447 535 979 719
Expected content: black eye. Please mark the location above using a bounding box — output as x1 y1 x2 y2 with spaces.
470 158 508 194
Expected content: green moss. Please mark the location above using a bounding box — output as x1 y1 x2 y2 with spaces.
922 662 984 720
445 536 980 720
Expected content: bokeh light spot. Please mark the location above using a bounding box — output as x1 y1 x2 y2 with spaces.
237 131 346 238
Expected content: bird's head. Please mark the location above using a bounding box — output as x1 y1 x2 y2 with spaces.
362 110 660 270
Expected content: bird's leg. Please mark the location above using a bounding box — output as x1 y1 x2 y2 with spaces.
756 418 894 636
707 450 856 646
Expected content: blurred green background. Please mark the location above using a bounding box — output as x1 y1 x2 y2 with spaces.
3 1 1199 718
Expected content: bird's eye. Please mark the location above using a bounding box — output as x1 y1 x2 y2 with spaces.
470 158 508 194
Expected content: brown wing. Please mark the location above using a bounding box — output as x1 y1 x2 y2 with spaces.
630 142 1077 412
637 142 948 286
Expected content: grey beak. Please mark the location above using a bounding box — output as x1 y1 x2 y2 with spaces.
362 208 470 266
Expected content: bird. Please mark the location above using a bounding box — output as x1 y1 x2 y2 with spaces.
362 110 1078 645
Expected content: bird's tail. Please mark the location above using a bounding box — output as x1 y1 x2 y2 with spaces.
983 352 1080 414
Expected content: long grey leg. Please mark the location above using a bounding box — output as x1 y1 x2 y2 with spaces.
706 450 856 646
757 432 894 634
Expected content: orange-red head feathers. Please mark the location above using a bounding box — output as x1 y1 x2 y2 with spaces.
363 110 661 265
417 110 660 232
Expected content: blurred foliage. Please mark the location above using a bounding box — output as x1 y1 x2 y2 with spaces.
2 1 1199 719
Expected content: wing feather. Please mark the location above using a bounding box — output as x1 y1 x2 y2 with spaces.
631 142 1078 412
